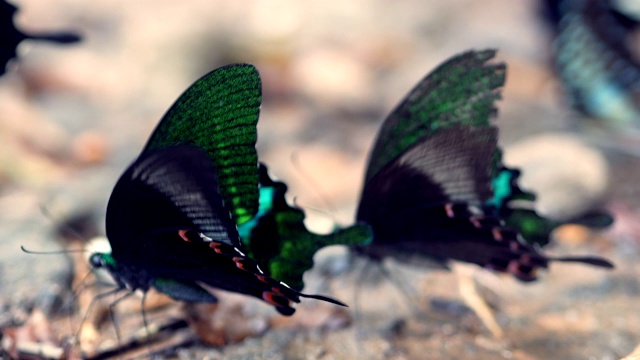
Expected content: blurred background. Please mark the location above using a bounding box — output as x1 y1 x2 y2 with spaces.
1 0 640 359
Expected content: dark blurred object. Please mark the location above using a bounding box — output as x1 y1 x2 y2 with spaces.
1 0 80 76
541 0 640 129
52 209 99 243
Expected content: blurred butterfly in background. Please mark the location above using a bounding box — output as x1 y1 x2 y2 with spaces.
0 0 80 75
92 64 350 316
350 49 614 335
540 0 640 131
355 49 613 274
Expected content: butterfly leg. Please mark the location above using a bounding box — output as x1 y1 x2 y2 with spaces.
105 290 137 348
75 286 124 355
139 291 154 359
379 260 422 313
349 259 384 358
453 263 505 339
352 259 372 339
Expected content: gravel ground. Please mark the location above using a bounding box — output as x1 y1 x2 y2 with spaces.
1 1 639 359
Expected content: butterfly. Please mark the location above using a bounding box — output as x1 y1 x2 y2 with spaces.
0 0 80 75
90 64 346 316
541 0 640 129
353 49 614 282
238 164 372 291
140 60 371 292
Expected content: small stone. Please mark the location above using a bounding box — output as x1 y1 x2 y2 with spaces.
292 48 375 110
71 130 109 165
503 133 609 220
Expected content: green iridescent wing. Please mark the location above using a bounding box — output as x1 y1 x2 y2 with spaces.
144 64 261 226
486 152 613 247
239 164 372 291
365 49 506 183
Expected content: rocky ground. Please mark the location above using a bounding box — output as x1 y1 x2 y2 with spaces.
1 0 639 359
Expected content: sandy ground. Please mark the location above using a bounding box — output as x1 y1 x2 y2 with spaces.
1 1 639 359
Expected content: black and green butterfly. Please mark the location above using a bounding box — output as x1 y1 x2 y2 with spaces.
353 49 614 280
142 63 371 292
92 64 370 316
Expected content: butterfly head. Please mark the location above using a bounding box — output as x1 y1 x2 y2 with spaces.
89 252 116 271
88 252 128 288
89 253 118 270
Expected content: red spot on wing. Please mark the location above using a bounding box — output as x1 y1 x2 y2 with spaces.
507 259 537 281
469 216 482 228
178 229 190 242
262 291 289 308
492 228 504 241
444 203 455 218
510 241 520 251
209 242 223 254
507 260 520 274
271 286 284 295
233 257 247 271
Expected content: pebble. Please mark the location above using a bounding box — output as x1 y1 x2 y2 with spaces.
503 133 610 219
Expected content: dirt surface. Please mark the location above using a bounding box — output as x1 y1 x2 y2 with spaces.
1 1 639 359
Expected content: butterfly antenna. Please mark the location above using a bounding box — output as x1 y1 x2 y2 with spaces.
290 151 340 224
20 245 88 255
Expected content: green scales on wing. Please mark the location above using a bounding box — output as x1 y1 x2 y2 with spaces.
362 49 611 248
364 49 505 184
144 64 261 226
144 64 372 290
239 164 372 291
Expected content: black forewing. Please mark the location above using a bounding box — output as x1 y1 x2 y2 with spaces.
106 145 240 259
355 126 553 277
357 125 497 227
105 145 346 314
